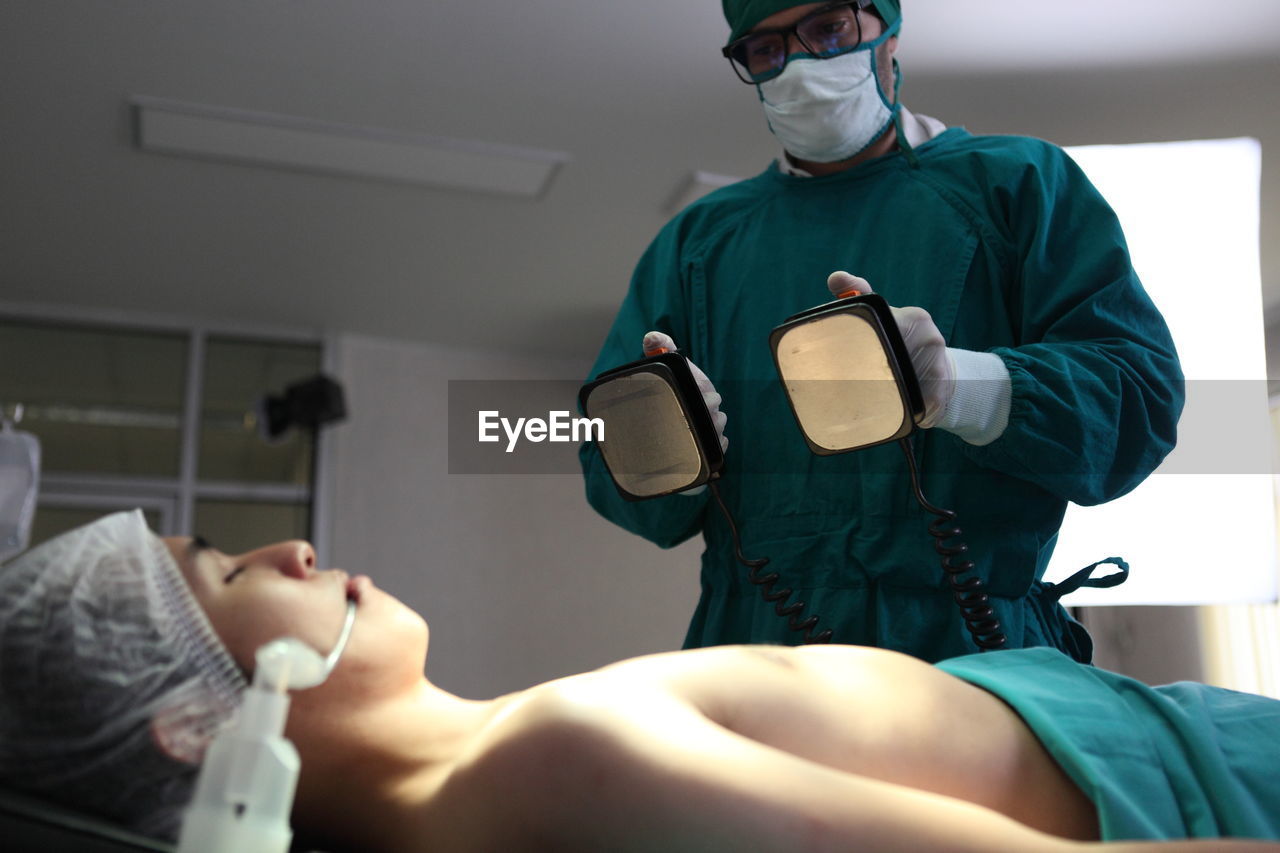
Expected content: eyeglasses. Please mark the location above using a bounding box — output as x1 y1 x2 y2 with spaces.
722 1 876 85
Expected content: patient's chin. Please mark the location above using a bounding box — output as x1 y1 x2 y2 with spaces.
382 590 429 651
343 595 429 694
397 608 429 672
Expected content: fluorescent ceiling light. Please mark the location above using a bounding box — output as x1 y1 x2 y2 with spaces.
130 95 569 198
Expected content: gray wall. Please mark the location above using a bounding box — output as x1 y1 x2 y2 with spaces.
1080 606 1206 684
328 333 701 699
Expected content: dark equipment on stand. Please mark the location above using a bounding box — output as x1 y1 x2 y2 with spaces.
257 374 348 541
258 375 348 442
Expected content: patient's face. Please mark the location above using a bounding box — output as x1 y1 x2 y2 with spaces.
162 536 428 697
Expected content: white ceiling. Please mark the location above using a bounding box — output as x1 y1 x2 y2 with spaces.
897 0 1280 71
2 0 1278 364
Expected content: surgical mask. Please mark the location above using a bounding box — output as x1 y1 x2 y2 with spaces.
0 414 40 562
758 40 899 164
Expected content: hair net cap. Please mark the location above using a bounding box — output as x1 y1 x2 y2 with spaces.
0 511 248 841
722 0 902 44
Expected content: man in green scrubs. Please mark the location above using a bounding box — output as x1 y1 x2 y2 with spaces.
580 0 1184 662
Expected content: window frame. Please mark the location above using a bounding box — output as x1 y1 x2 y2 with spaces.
0 300 337 565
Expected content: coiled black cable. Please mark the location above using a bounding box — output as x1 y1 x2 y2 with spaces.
897 437 1007 651
708 480 833 644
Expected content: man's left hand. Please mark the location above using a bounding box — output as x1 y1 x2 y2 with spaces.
826 271 955 428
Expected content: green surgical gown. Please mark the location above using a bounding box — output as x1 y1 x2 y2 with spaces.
580 129 1184 662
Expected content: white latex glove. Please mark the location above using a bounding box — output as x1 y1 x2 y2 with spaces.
827 271 956 429
643 331 729 454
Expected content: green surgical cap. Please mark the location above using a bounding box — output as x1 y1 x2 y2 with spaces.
722 0 901 44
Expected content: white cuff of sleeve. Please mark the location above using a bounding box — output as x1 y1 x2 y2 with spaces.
935 348 1012 446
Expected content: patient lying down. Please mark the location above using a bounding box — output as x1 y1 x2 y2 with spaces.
0 512 1276 852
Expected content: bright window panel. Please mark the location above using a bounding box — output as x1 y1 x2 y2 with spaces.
0 321 187 477
1048 138 1274 605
